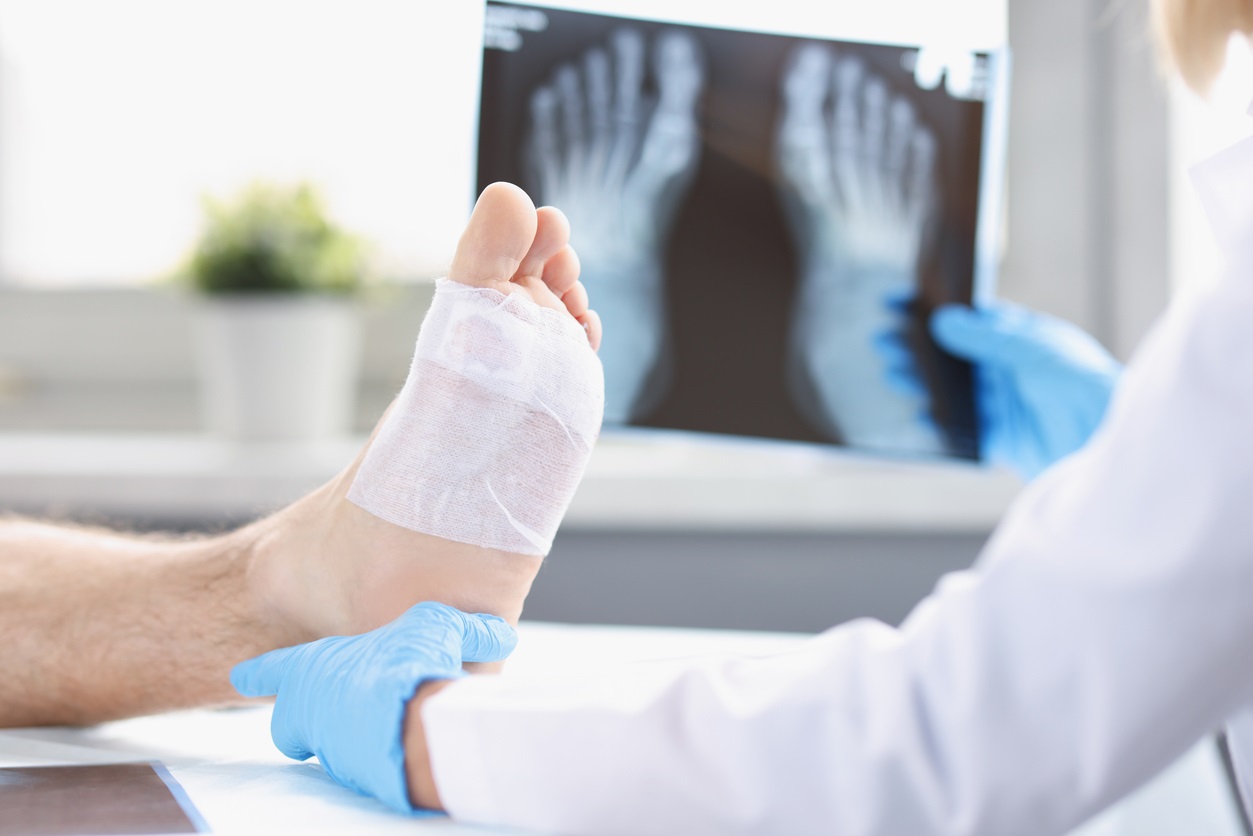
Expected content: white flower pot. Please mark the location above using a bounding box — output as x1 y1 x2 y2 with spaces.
194 296 360 441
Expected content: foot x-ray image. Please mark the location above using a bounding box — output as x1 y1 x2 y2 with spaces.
479 3 1000 460
526 27 703 424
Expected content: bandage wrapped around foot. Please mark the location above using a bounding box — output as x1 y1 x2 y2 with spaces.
348 279 604 556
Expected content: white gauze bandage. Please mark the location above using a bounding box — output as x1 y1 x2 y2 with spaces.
347 279 604 555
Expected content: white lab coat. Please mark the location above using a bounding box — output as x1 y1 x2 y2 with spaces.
421 135 1253 836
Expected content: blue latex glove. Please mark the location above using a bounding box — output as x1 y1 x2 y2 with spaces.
231 602 518 814
930 303 1124 480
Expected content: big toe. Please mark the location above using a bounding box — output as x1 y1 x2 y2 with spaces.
449 182 538 289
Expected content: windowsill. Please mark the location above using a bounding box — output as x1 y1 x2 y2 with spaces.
0 431 1022 532
0 285 1023 532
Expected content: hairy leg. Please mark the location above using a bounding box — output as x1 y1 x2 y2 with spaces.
0 517 294 726
1 183 605 725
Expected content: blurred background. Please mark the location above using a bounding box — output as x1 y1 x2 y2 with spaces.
0 0 1244 632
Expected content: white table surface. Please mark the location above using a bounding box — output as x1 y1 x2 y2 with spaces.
0 622 1243 835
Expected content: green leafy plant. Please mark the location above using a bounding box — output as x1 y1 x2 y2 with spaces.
187 182 365 295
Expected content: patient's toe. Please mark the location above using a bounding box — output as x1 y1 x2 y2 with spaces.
449 182 538 289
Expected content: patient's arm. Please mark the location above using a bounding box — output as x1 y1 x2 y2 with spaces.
0 517 293 727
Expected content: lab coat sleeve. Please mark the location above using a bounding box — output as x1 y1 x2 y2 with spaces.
422 269 1253 836
1223 709 1253 818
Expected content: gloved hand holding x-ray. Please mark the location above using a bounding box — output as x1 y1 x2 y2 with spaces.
777 44 947 454
525 28 704 424
484 4 1003 458
931 302 1124 479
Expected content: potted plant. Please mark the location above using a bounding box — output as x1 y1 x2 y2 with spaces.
185 182 366 442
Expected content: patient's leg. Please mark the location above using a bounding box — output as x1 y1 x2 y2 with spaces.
252 183 605 659
0 186 602 725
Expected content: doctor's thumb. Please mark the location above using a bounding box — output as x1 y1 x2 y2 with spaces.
931 304 1036 366
230 644 300 698
930 305 992 358
458 612 520 664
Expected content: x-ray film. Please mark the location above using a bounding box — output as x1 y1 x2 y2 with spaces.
478 2 1007 460
0 762 206 835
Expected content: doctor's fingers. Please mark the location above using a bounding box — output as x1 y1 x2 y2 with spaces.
445 608 519 664
229 643 318 761
388 601 519 665
930 304 1061 367
267 692 316 761
230 643 305 698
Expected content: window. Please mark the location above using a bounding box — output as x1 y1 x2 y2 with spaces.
0 0 486 287
0 0 1007 289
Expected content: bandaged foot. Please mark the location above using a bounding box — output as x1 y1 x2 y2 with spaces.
255 183 604 649
526 27 703 423
777 44 946 454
